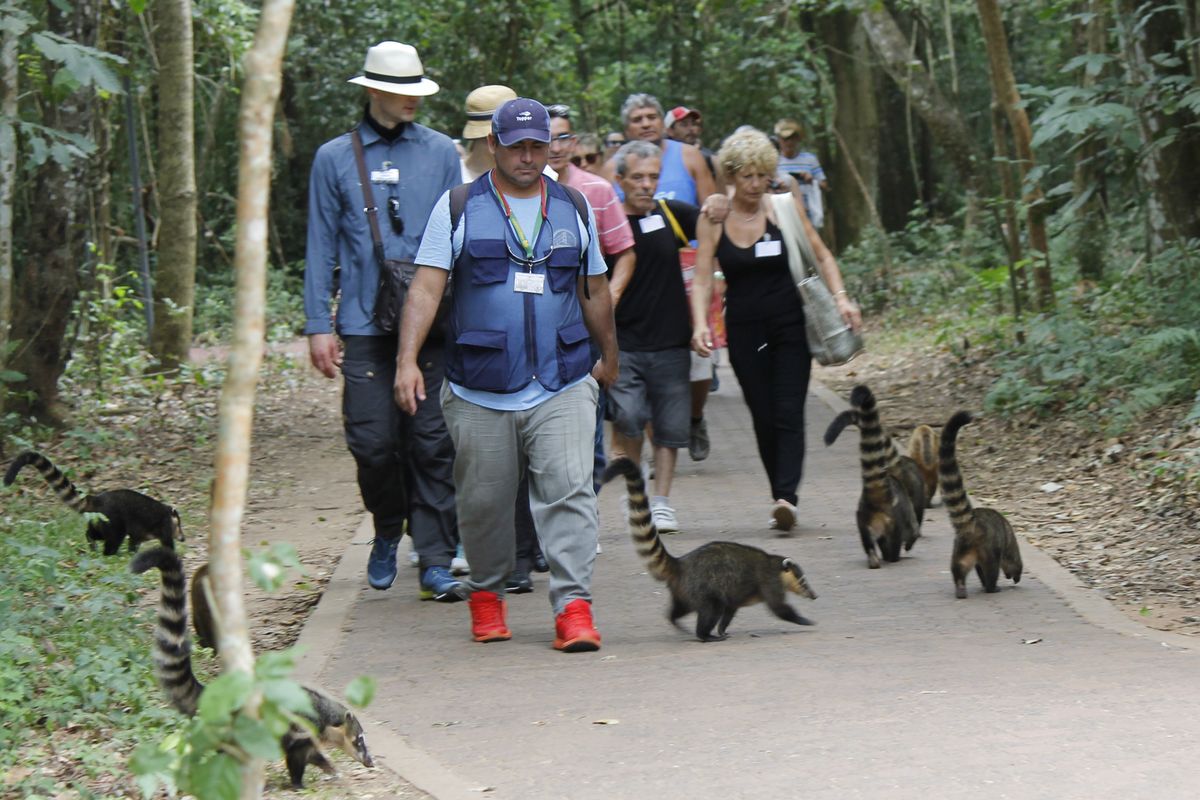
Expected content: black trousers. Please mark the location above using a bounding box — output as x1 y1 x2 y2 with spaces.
725 309 812 506
341 336 458 567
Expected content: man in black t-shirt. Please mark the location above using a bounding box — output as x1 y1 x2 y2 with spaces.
608 141 699 533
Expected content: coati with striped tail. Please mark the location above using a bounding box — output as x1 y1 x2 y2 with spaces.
603 457 816 642
908 424 940 507
939 411 1022 598
130 547 373 788
5 451 183 555
823 385 923 568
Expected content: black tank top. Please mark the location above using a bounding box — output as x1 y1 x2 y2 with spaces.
716 218 804 324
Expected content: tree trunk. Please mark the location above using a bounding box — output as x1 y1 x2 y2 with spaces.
860 7 982 202
975 0 1055 310
9 1 98 422
819 10 880 247
1073 0 1108 282
0 19 16 384
1114 0 1200 252
209 0 294 796
991 103 1027 316
151 0 197 371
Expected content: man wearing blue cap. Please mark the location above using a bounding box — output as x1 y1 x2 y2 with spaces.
304 41 466 601
394 98 618 653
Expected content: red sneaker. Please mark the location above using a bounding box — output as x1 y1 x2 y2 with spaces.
469 591 511 643
553 599 602 652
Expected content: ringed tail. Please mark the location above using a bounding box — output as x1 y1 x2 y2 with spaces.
4 451 88 513
939 411 976 533
849 385 897 496
601 457 680 582
823 410 858 446
130 547 205 716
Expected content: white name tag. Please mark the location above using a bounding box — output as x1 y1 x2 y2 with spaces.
514 272 545 295
371 168 400 184
755 239 782 258
639 215 666 234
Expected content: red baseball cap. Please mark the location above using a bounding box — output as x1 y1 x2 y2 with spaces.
665 106 701 127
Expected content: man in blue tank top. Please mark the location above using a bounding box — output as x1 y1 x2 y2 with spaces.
395 99 618 653
601 93 717 206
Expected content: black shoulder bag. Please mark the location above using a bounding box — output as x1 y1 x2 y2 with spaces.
350 129 413 334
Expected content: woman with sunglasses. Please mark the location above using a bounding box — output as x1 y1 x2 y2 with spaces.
572 133 603 174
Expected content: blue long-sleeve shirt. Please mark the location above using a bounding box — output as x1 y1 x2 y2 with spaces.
303 119 460 336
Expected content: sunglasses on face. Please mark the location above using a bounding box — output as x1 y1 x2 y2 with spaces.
605 138 625 148
571 152 600 166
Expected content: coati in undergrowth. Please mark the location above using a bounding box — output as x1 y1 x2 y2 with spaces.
939 411 1023 598
603 457 816 642
189 562 219 653
130 547 373 788
823 385 923 568
4 451 183 554
908 424 940 507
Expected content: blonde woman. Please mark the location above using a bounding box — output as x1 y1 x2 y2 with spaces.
690 127 861 531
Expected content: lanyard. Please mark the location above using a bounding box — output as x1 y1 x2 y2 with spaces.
489 171 547 262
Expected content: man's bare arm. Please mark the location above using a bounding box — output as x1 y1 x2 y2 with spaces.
577 273 619 387
393 267 450 414
606 248 636 308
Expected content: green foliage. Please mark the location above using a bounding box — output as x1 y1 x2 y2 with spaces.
0 500 187 796
193 265 306 345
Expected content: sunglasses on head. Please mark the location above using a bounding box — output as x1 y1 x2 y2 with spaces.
571 152 600 166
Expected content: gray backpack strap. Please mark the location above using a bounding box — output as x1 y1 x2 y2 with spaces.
449 183 472 233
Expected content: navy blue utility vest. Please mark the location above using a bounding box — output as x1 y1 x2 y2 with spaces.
445 176 592 393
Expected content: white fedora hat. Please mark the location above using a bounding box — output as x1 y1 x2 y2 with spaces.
348 41 439 97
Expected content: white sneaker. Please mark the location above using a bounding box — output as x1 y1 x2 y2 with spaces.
408 548 420 567
650 499 679 533
450 543 469 575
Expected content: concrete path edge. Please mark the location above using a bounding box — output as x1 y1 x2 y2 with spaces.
292 517 481 800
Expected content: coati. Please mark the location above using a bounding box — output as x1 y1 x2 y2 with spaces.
823 385 923 568
908 424 940 507
130 547 373 788
190 562 219 653
4 451 183 555
603 457 816 642
939 411 1023 598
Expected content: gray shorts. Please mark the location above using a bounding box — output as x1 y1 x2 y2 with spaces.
607 348 691 448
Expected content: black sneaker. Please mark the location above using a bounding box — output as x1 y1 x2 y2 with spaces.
532 552 549 573
506 570 533 594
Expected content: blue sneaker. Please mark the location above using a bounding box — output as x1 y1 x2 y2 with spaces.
367 536 400 590
420 565 467 602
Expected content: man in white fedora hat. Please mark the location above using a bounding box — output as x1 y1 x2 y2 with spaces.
304 41 466 601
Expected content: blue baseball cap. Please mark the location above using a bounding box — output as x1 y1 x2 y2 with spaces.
491 98 551 146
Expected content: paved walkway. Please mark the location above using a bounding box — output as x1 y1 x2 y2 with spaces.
295 372 1199 800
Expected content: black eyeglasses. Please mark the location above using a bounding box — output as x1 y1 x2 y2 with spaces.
571 152 600 166
547 103 571 119
604 137 625 148
550 132 576 143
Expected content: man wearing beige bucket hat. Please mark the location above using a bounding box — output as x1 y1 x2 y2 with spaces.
304 41 466 601
460 85 517 182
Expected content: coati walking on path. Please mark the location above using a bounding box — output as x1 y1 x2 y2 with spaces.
823 385 923 568
603 457 816 641
130 547 373 788
908 424 940 507
5 451 183 554
939 411 1023 598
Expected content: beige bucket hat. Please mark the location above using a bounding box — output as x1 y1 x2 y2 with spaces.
347 41 439 97
462 85 518 139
